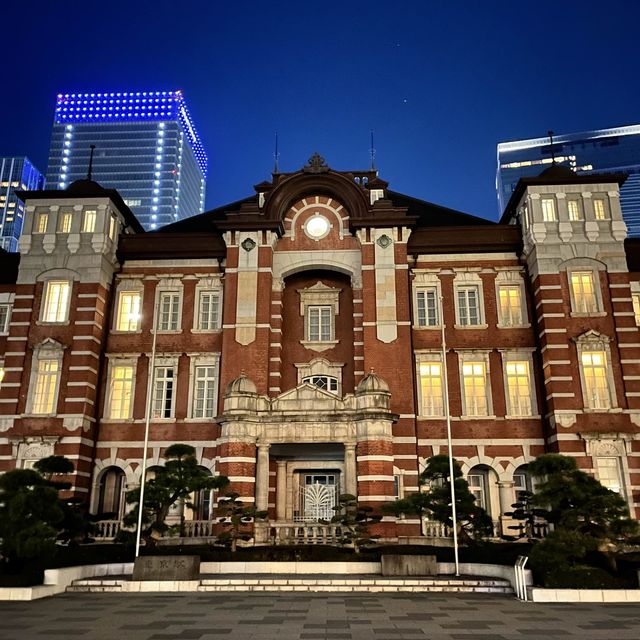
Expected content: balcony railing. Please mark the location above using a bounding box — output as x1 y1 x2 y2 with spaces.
94 519 122 541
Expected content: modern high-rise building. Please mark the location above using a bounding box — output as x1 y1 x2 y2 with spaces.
497 125 640 236
47 90 207 230
0 157 45 252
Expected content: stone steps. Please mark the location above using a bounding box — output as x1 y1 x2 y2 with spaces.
67 575 514 595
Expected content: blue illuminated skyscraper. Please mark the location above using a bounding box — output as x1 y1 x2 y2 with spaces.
497 125 640 236
47 90 207 230
0 157 45 251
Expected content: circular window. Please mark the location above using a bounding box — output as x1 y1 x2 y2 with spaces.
304 214 330 240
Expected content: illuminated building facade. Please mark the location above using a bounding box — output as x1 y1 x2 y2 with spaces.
46 90 207 230
497 125 640 236
0 157 45 252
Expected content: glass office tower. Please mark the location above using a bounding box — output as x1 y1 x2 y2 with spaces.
497 125 640 236
0 157 45 252
47 90 207 230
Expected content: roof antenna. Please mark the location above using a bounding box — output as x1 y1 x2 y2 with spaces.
87 144 96 180
547 130 556 164
273 132 280 174
369 129 376 171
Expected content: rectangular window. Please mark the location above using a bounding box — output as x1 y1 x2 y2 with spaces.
457 286 480 326
633 293 640 326
108 365 134 419
109 216 117 240
152 367 175 418
158 292 180 331
571 272 598 314
498 285 523 327
308 305 333 341
462 361 488 416
192 366 217 418
593 198 607 220
116 291 141 331
541 198 557 222
416 288 439 326
58 210 72 233
36 212 48 234
32 359 59 414
419 361 444 416
0 304 10 333
596 457 622 494
505 361 532 416
82 209 97 233
0 359 5 386
567 199 582 221
581 351 611 409
198 291 220 330
42 281 71 323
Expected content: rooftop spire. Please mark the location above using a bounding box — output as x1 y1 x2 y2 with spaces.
87 144 96 180
273 132 280 174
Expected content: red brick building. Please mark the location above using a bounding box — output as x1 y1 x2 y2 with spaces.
1 155 639 539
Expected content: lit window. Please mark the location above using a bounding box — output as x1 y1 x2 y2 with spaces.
498 285 523 327
595 457 623 494
152 366 175 418
632 293 640 326
109 216 117 240
416 288 439 326
302 375 339 393
35 212 48 233
308 306 333 341
505 361 532 416
462 362 488 416
581 351 611 409
108 365 135 419
58 210 72 233
541 198 557 222
418 361 444 416
593 198 607 220
567 199 582 221
82 209 97 233
42 281 71 323
571 272 598 314
32 359 60 414
197 291 219 330
457 286 481 326
0 304 10 334
158 292 180 331
0 359 4 386
192 366 217 418
116 291 141 331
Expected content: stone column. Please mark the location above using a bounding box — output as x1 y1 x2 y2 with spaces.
276 460 287 521
498 480 516 537
344 443 357 496
286 466 295 521
255 443 270 511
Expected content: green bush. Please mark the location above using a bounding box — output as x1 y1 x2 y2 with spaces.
544 565 623 589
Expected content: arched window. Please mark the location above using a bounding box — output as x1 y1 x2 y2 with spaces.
302 375 338 393
513 464 533 495
97 467 126 518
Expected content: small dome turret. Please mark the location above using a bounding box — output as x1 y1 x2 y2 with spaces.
225 372 257 395
356 369 389 393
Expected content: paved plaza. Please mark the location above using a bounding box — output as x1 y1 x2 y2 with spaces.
1 593 639 640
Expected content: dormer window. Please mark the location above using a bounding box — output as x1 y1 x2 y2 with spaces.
541 198 557 222
370 189 384 205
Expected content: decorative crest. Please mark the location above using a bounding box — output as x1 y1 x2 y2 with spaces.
303 152 329 173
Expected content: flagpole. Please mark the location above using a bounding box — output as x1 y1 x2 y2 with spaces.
135 299 159 558
441 296 459 576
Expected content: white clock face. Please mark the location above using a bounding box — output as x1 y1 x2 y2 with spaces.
305 214 330 239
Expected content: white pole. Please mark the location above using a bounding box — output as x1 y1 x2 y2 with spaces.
135 299 159 558
441 296 460 576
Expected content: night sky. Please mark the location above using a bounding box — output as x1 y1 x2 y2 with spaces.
2 0 639 221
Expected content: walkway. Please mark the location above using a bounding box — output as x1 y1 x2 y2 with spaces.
0 592 639 640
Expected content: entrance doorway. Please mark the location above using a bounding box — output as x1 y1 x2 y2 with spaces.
296 472 339 522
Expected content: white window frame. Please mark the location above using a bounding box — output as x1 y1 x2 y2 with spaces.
58 210 73 233
0 357 5 387
105 358 137 420
500 350 537 418
302 374 339 393
192 276 223 332
41 280 71 323
0 303 11 334
158 292 181 332
412 272 442 329
415 352 445 417
155 279 183 333
569 270 601 316
115 290 143 332
595 457 624 495
457 351 493 418
416 287 440 327
298 281 341 352
108 215 118 241
188 354 220 419
576 331 617 411
82 208 97 233
567 198 583 221
151 357 178 419
453 272 486 329
27 340 64 416
592 196 609 220
35 211 48 234
632 291 640 326
541 197 557 222
295 357 345 396
495 270 528 328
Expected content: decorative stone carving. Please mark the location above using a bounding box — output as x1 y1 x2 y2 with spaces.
554 412 577 428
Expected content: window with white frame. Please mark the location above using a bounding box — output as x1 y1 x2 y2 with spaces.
0 303 10 334
192 365 217 418
504 360 533 416
595 457 623 494
570 271 599 314
497 284 523 327
417 357 444 416
307 306 332 341
107 363 135 419
541 198 557 221
456 285 481 326
58 210 72 233
593 197 607 220
35 211 48 234
116 290 142 331
152 366 175 418
0 358 4 387
82 209 97 233
567 199 583 221
298 281 340 351
467 469 489 511
458 352 491 417
632 293 640 326
158 292 181 331
42 280 71 323
580 350 611 409
197 291 220 330
108 215 117 240
303 374 339 393
31 359 60 414
416 287 439 327
295 357 344 396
